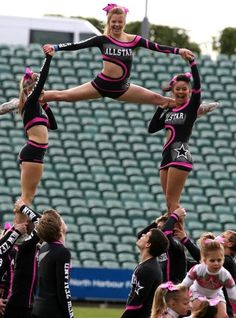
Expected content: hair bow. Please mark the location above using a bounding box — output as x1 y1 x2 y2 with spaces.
102 3 129 15
24 67 33 81
215 235 225 244
4 222 11 230
160 281 178 291
205 236 224 245
169 72 192 87
198 296 220 306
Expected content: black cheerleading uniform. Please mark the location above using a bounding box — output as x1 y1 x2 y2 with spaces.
0 247 17 300
0 227 22 305
53 35 180 99
4 206 41 318
19 54 57 164
121 258 162 318
32 243 73 318
0 228 22 257
148 59 201 172
137 213 187 284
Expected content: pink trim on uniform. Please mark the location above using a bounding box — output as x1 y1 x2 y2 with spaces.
25 117 48 130
53 241 63 244
170 213 179 221
190 61 197 67
164 230 173 236
163 125 175 150
166 251 170 281
27 140 48 149
174 48 178 54
101 55 128 81
155 43 172 53
29 251 37 307
107 35 141 47
172 100 190 112
192 88 201 94
125 304 143 310
181 237 189 244
160 161 193 169
7 254 13 299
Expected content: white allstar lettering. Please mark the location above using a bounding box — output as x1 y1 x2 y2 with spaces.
174 144 189 159
135 281 144 295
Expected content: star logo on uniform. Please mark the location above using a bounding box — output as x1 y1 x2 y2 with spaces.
174 144 189 159
135 281 144 295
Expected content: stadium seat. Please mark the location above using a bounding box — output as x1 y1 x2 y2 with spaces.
2 44 236 269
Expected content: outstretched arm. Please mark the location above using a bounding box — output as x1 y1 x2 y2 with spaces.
43 35 102 54
136 37 195 60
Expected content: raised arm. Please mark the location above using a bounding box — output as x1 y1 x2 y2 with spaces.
189 59 201 92
26 54 53 106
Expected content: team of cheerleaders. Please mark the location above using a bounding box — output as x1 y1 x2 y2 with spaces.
0 3 233 318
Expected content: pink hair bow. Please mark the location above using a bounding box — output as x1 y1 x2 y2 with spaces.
205 236 224 245
215 235 225 244
198 296 220 306
4 222 11 230
102 3 129 15
169 72 192 87
160 281 178 291
24 67 33 80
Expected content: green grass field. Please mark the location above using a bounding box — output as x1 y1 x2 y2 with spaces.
73 305 123 318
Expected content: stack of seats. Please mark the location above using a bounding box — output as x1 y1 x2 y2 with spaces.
0 43 236 268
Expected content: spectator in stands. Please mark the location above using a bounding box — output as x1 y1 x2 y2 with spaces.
4 198 42 318
175 227 236 318
120 227 169 318
148 54 201 216
41 4 195 109
14 51 57 223
32 209 73 318
150 281 190 318
182 236 236 318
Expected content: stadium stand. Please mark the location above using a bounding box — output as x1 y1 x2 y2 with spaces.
0 45 236 267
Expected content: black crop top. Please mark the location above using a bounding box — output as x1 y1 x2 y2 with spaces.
54 35 180 80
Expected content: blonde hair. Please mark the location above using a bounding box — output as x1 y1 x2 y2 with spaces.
103 7 126 35
151 283 188 318
199 236 224 259
197 232 215 248
18 73 38 115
